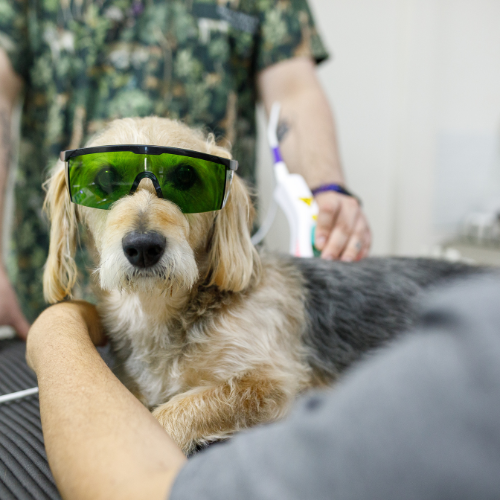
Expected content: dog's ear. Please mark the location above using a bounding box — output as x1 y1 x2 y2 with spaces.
43 163 78 303
207 175 261 292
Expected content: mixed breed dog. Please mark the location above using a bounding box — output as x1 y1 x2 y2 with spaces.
44 117 480 454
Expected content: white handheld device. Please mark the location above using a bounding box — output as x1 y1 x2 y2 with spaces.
266 103 319 257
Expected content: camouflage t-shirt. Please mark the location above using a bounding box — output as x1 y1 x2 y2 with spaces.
0 0 328 321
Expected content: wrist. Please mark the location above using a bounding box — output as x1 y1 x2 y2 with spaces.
312 183 362 206
303 172 345 190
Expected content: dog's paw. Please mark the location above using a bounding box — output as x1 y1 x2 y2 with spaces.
152 402 194 455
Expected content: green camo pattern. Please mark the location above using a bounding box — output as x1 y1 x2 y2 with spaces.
0 0 328 321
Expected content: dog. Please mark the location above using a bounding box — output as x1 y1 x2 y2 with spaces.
43 116 480 455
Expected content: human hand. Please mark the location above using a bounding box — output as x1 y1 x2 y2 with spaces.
314 191 372 261
0 265 30 340
26 301 105 373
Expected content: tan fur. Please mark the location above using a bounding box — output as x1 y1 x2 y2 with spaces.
43 117 312 455
43 167 78 303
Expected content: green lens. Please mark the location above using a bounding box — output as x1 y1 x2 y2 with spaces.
68 151 227 213
149 154 226 213
69 151 144 209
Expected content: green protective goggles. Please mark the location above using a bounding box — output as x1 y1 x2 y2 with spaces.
60 145 238 213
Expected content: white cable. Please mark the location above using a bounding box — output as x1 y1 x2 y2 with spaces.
251 103 284 246
251 196 278 245
0 387 39 404
267 103 281 149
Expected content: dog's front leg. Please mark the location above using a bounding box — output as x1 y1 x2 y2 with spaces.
152 372 291 455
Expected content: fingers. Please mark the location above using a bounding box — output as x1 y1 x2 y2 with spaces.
314 191 371 261
338 217 372 262
357 230 372 260
314 194 342 252
321 200 360 260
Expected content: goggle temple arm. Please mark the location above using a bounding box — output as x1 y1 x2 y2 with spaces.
221 170 234 209
64 160 72 202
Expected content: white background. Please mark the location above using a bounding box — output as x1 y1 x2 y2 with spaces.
257 0 500 256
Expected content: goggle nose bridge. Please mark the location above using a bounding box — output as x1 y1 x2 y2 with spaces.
129 171 164 199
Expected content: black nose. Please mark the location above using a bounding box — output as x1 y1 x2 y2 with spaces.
122 231 166 268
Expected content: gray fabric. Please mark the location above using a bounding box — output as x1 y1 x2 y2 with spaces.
171 276 500 500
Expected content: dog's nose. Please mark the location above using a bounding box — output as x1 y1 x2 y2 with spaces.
122 231 166 268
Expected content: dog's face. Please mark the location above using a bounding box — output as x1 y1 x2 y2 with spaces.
43 117 259 303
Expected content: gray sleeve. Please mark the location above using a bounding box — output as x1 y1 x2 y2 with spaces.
170 276 500 500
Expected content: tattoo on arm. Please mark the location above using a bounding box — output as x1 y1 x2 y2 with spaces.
277 119 291 143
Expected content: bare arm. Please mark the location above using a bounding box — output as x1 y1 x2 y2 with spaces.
0 48 29 338
257 57 371 261
26 302 187 500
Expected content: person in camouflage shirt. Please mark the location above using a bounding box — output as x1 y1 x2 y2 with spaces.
0 0 371 333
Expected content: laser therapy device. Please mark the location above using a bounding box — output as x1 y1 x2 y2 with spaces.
251 103 319 257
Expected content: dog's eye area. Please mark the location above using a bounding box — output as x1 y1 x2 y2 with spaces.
94 166 120 194
170 164 198 191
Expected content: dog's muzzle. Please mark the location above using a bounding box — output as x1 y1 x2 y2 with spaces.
122 231 166 268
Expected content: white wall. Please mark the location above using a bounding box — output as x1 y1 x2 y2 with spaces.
258 0 500 256
434 0 500 235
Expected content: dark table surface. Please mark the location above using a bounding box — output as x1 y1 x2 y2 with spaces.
0 339 60 500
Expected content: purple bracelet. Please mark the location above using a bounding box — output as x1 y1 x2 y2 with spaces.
311 183 362 205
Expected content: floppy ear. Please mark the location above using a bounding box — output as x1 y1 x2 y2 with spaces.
207 175 261 292
43 162 78 303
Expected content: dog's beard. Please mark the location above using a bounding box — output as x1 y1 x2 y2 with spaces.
97 238 198 295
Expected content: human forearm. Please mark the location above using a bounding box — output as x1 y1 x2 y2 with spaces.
0 48 30 337
27 303 186 500
258 57 344 188
0 95 14 256
0 48 22 256
257 57 371 261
